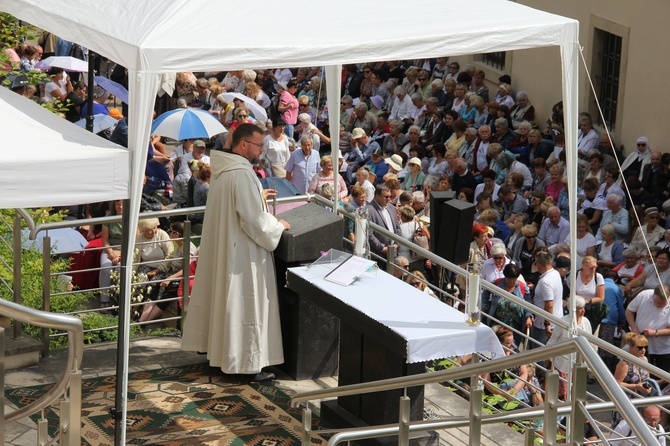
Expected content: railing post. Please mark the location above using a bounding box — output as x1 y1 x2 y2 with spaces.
568 364 587 445
12 216 22 339
544 370 559 445
42 235 51 357
386 244 394 274
0 326 4 442
398 395 410 446
469 386 483 446
301 407 312 446
65 370 82 446
469 354 482 446
38 412 48 446
524 427 537 446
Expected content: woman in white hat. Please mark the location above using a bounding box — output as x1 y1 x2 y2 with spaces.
384 153 404 175
630 207 665 252
401 157 426 192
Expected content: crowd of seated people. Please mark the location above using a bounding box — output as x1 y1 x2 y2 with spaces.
8 52 670 433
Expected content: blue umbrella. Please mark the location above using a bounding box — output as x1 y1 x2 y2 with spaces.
94 76 129 103
151 108 227 140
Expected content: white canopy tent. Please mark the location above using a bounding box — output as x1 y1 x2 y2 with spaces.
2 0 609 444
0 86 129 209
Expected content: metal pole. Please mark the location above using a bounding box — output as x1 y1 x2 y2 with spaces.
114 198 131 445
0 326 4 443
469 387 483 446
544 370 559 445
398 396 410 446
386 244 394 274
569 365 587 445
85 52 95 133
524 428 537 446
301 407 312 446
12 216 22 339
42 236 51 357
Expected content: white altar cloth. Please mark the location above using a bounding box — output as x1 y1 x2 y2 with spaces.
288 264 505 363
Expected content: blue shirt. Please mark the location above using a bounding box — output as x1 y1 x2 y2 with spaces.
285 149 321 194
365 159 388 184
601 278 625 325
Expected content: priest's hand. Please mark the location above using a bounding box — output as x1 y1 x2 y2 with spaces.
263 189 278 200
279 219 290 231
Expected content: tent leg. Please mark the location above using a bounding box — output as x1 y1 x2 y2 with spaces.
114 198 132 446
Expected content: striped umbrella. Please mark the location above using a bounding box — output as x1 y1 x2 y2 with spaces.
151 108 227 140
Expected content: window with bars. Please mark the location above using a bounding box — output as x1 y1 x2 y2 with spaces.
594 29 622 129
482 52 506 71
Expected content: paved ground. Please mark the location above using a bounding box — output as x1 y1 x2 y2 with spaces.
4 336 525 446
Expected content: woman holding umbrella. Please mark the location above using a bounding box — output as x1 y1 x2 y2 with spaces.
44 67 72 103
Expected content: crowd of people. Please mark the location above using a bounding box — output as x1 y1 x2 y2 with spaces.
7 41 670 440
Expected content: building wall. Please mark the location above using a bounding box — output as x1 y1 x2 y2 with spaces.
455 1 670 155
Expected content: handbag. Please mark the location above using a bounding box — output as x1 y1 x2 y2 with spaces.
411 220 429 260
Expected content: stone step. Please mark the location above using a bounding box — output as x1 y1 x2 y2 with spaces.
3 330 42 370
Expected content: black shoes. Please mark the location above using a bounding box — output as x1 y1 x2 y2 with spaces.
252 371 275 382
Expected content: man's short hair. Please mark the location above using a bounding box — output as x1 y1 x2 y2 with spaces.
374 184 390 197
535 251 553 267
498 185 512 196
232 123 263 148
654 284 670 301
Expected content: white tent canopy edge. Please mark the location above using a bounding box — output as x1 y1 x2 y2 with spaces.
0 86 129 209
0 0 619 443
5 0 576 72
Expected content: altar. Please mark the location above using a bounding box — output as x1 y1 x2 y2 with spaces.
286 263 503 444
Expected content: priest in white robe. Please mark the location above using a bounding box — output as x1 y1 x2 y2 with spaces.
181 124 290 379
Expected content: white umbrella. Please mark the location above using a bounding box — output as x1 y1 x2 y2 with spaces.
151 108 227 140
74 114 118 134
221 92 268 122
36 56 89 72
21 228 88 255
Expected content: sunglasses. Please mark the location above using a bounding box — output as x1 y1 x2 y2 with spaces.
525 235 536 239
237 114 248 118
635 345 647 350
411 282 422 287
300 103 309 106
637 143 647 146
418 78 427 81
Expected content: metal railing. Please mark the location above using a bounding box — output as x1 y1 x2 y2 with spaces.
5 194 670 445
8 206 205 357
0 298 83 446
301 195 670 445
291 337 670 446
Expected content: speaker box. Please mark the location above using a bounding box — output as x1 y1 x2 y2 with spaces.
436 199 476 265
275 203 343 263
429 191 456 253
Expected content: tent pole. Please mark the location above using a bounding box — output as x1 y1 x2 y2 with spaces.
114 198 131 446
324 65 342 212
